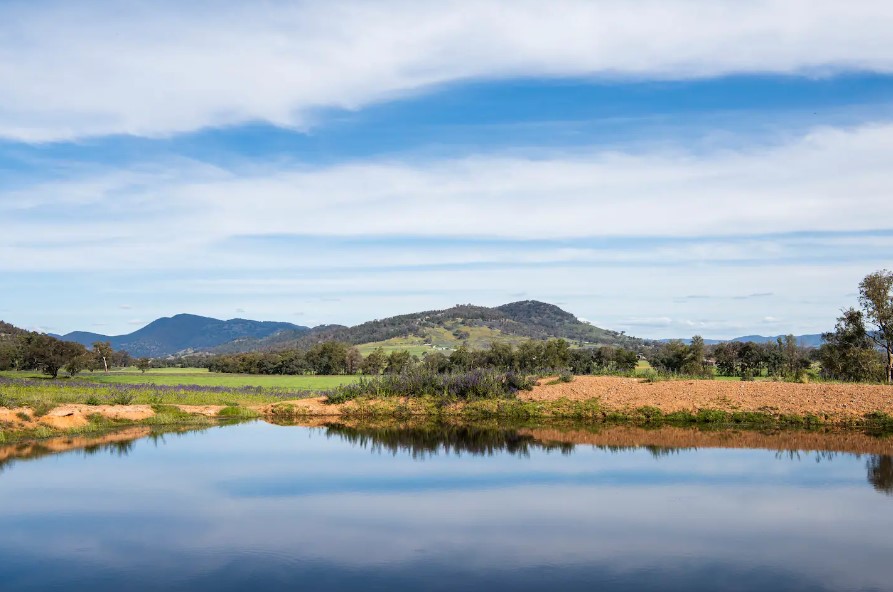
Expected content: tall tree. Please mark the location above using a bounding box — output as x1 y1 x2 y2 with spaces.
859 270 893 383
783 334 799 376
92 341 114 373
819 308 883 382
345 348 363 375
360 347 387 375
684 335 706 376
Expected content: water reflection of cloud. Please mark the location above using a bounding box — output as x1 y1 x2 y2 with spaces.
0 423 891 591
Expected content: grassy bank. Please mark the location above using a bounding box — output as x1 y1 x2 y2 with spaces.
267 394 893 432
5 369 893 444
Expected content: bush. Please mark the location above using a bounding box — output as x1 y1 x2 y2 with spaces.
326 368 535 404
558 370 574 383
30 400 53 417
110 391 135 405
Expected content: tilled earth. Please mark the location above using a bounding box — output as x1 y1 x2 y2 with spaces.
523 376 893 419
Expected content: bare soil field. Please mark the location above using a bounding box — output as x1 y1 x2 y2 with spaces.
523 376 893 419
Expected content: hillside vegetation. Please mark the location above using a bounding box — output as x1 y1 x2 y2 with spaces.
215 300 644 354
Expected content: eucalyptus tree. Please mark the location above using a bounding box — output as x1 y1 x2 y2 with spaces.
859 270 893 383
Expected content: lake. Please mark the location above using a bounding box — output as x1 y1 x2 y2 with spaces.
1 421 891 591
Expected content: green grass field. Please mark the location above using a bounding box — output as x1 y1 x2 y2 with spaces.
0 369 360 390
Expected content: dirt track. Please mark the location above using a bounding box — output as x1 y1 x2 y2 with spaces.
523 376 893 419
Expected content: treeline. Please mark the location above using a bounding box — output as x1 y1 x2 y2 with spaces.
647 335 812 380
206 339 640 376
0 322 131 378
818 308 887 382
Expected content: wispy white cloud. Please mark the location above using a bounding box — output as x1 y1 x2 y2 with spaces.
2 0 893 141
2 122 892 273
2 119 889 336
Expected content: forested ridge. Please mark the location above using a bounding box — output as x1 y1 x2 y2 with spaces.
212 300 643 353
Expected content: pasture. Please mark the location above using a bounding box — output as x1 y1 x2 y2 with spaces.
0 368 360 390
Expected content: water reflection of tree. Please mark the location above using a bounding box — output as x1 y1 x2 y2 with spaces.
0 425 212 474
867 455 893 495
324 423 574 458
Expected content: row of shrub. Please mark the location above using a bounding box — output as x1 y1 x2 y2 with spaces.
326 368 536 404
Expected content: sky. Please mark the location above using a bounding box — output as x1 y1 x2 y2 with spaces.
2 0 893 339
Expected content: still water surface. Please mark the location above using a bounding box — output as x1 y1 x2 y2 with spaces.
1 422 891 591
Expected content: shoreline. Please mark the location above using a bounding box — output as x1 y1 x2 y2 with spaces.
2 418 891 469
3 375 893 443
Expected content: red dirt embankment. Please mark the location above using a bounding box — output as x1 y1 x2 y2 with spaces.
523 376 893 419
0 404 225 431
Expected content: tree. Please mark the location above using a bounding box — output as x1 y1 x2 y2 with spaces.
92 341 113 373
485 342 515 370
345 348 363 375
25 335 84 379
649 340 689 373
136 358 151 373
515 341 544 372
819 308 883 382
613 348 639 373
449 345 474 371
360 347 388 375
385 350 413 374
859 270 893 383
422 351 450 373
713 342 739 376
782 334 799 377
682 335 707 376
541 339 571 371
305 341 350 374
66 353 89 377
737 341 764 379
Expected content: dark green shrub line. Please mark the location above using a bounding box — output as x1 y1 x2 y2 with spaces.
326 368 535 404
203 338 640 377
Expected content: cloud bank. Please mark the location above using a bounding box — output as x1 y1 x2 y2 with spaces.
2 0 893 141
4 123 892 269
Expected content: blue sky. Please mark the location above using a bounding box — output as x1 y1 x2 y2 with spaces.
2 0 893 338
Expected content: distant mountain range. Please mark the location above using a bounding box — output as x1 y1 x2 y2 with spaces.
47 302 826 358
56 301 644 357
662 334 824 348
59 314 307 357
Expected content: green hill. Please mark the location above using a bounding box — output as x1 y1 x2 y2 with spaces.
212 300 644 354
